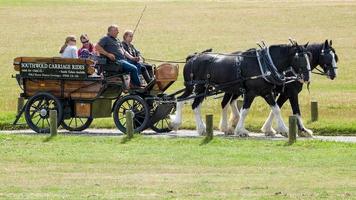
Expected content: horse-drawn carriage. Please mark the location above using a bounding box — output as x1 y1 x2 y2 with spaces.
13 57 178 133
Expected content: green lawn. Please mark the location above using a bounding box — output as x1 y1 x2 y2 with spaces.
0 134 355 199
1 0 356 134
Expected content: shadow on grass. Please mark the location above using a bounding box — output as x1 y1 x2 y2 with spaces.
43 134 57 142
200 136 213 145
120 135 133 144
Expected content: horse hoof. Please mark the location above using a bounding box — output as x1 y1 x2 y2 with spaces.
261 126 276 136
197 123 206 136
278 131 289 138
235 129 249 137
264 131 276 137
298 128 313 138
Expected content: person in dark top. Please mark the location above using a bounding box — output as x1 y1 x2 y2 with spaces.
95 25 142 88
78 34 95 59
122 30 153 83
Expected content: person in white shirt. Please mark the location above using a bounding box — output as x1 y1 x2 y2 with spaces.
59 35 78 58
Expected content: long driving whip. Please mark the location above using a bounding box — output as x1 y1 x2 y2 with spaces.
133 5 147 34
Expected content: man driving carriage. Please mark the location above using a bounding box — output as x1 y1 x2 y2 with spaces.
95 25 143 89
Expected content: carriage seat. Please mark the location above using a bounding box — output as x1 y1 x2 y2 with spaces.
95 56 124 77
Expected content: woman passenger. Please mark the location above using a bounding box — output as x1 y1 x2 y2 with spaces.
78 34 95 58
59 35 78 58
122 30 153 84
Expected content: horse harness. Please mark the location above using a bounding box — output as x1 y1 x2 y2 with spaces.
185 47 300 97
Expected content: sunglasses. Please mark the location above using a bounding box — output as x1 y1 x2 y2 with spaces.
81 40 89 44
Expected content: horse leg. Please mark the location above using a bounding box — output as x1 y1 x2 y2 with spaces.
228 95 240 133
170 85 194 130
234 93 255 137
219 93 232 134
192 96 206 135
261 94 288 136
262 93 289 137
289 94 313 137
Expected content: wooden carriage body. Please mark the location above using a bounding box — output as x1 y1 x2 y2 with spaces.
13 56 179 133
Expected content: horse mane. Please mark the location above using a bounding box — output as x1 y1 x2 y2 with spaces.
186 48 213 62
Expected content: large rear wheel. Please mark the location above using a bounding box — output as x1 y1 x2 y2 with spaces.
113 95 150 133
24 92 63 133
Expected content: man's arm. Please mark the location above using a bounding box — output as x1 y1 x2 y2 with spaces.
95 44 115 61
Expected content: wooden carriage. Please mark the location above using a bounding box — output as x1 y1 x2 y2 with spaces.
13 56 178 133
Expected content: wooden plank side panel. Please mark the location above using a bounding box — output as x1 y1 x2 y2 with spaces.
25 79 62 97
64 81 102 99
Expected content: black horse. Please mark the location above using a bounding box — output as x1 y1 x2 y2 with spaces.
170 42 311 136
219 40 338 137
261 40 338 136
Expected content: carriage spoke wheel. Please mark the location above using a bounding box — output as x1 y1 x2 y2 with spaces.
24 92 63 133
113 95 149 134
150 103 175 133
61 116 93 131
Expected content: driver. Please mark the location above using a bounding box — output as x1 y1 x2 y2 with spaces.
95 25 143 88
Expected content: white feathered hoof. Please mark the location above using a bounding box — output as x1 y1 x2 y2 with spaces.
235 128 250 137
298 128 314 138
169 116 181 131
261 125 276 137
276 126 289 138
197 122 206 136
226 127 235 135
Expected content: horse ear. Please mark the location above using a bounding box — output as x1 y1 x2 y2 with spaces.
330 40 333 46
324 39 329 48
304 42 309 48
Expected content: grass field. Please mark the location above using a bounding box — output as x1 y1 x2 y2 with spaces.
0 0 356 134
0 134 355 199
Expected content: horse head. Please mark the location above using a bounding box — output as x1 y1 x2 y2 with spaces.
289 42 312 83
319 39 338 80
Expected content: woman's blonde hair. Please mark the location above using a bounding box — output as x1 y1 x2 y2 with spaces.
80 34 89 42
59 35 76 54
123 30 133 41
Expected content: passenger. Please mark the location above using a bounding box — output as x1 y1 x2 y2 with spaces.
122 30 153 84
59 35 78 58
95 25 143 88
78 34 95 59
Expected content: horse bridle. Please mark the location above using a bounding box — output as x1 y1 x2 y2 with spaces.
312 48 338 76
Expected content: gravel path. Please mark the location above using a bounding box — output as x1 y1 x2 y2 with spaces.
1 129 356 143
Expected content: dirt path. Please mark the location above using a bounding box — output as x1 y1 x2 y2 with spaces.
1 129 356 143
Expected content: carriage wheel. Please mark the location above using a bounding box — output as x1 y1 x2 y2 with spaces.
61 117 93 131
24 92 63 133
150 104 175 133
113 95 149 133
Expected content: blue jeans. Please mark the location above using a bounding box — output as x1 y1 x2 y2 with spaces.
116 60 141 86
128 60 143 75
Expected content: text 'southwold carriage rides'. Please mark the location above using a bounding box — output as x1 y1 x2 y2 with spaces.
13 57 179 133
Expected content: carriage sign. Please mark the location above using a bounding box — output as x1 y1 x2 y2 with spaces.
20 62 88 79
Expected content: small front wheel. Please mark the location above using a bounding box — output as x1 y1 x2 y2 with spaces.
113 95 150 133
24 92 63 133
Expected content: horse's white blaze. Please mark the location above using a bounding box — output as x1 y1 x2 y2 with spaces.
261 111 276 134
229 100 240 128
330 51 338 77
170 101 184 130
219 104 229 133
271 105 288 135
193 103 206 135
304 54 312 82
234 108 249 136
